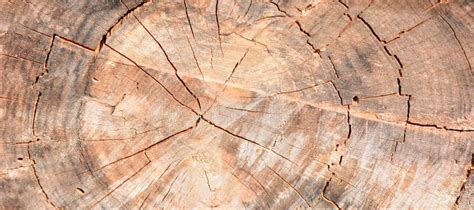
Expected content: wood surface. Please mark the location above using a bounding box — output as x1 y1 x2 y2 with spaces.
0 0 473 209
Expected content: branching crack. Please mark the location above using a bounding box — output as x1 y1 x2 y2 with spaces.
230 32 272 55
104 44 199 114
133 17 202 110
358 15 411 100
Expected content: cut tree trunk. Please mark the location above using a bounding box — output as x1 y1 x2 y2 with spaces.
0 0 473 209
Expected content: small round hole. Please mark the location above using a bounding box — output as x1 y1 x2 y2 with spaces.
352 96 359 104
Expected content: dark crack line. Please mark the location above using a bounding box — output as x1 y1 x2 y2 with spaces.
54 34 96 52
357 16 382 42
440 15 473 75
320 13 353 51
454 160 471 207
104 44 199 114
407 121 474 132
91 160 151 207
275 81 331 96
102 0 149 52
327 56 340 79
27 145 58 209
204 170 213 192
82 126 163 142
185 40 205 86
230 32 272 55
0 53 43 64
345 105 352 146
385 17 433 43
215 0 224 55
133 16 202 110
139 160 181 209
402 95 411 143
329 81 343 105
183 0 196 41
338 0 349 9
243 0 253 18
267 166 311 207
200 116 298 166
269 0 292 17
162 173 181 202
224 48 249 86
32 92 42 137
224 107 276 115
358 15 410 99
295 21 311 37
226 163 272 206
90 126 193 173
321 179 341 209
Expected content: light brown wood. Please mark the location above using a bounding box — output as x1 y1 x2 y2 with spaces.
0 0 473 209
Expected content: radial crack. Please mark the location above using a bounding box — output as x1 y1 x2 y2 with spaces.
133 16 202 110
201 116 297 165
215 0 223 54
91 160 151 207
90 126 193 172
224 48 249 86
183 0 196 41
186 36 204 80
104 44 199 114
267 166 311 207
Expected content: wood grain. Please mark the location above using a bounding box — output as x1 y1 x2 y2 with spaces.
0 0 472 209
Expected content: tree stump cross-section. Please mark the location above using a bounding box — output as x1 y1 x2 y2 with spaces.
0 0 473 209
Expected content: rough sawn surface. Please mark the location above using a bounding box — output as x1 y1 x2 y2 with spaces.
0 0 473 209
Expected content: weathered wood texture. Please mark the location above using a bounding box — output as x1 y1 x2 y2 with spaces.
0 0 473 209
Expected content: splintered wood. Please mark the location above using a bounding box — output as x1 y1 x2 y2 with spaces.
0 0 472 209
